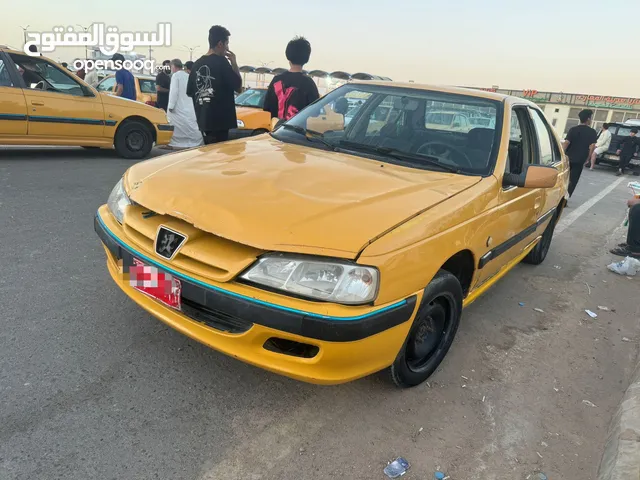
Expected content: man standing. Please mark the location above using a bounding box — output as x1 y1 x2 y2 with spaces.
585 123 612 170
562 109 597 197
186 25 242 144
616 128 640 176
155 60 171 111
112 53 136 101
184 61 194 74
167 59 203 149
263 36 319 121
610 196 640 258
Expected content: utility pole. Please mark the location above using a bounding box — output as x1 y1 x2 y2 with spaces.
148 47 154 74
183 45 200 61
76 24 93 60
19 25 30 45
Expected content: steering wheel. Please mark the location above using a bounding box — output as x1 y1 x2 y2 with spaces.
416 141 473 169
33 81 46 90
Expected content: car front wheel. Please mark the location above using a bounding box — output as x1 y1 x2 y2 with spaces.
390 270 463 388
114 120 154 159
522 208 560 265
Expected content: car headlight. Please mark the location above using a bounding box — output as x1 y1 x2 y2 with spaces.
107 178 131 223
237 119 245 128
240 254 379 305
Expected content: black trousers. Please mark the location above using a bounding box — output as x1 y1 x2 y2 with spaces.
203 130 229 145
628 204 640 253
568 162 584 197
619 155 632 172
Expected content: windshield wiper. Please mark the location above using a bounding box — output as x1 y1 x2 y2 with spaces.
279 124 337 151
338 140 461 174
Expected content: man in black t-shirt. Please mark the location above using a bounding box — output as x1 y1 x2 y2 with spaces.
616 128 640 176
562 109 597 197
186 25 242 144
156 60 171 111
263 36 319 121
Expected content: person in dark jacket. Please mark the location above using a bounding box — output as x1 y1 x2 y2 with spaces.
616 128 640 176
155 60 171 111
610 196 640 258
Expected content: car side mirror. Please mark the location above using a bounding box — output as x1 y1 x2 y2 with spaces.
81 85 95 97
503 164 558 189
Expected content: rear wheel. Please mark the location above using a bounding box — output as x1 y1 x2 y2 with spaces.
114 120 153 159
522 208 559 265
390 270 463 388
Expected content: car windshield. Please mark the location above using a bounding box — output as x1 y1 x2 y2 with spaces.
235 88 267 108
272 84 501 175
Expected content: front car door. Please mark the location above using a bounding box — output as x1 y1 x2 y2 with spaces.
527 106 568 229
0 52 28 138
475 104 542 286
95 76 117 95
8 53 105 141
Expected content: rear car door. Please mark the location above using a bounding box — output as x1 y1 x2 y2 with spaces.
475 106 541 285
8 53 105 140
0 52 28 137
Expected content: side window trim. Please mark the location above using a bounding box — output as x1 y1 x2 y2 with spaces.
0 51 26 88
529 107 562 166
503 106 536 191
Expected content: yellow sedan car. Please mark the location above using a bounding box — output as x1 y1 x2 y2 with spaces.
95 81 568 387
95 73 159 107
0 47 172 158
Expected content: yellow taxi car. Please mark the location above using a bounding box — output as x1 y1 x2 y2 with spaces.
0 47 172 158
95 81 568 387
231 87 272 138
95 73 158 107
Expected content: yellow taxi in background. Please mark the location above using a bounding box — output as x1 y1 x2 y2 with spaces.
95 82 568 387
0 47 172 158
96 73 158 107
231 87 272 138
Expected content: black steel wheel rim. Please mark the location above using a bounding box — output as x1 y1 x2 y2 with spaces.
126 131 145 151
406 298 450 372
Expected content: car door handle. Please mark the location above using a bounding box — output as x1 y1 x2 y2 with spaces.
534 198 542 211
31 101 45 106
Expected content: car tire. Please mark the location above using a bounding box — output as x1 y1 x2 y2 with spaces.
114 120 154 159
390 270 463 388
522 208 560 265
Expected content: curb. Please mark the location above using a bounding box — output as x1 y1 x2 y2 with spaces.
598 362 640 480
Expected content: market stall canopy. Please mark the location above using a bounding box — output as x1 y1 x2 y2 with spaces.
271 67 288 75
308 69 329 78
329 71 351 80
239 66 255 73
254 67 273 74
351 72 378 80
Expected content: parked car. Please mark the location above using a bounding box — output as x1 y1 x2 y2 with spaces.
95 81 568 387
231 87 271 138
595 122 640 168
95 73 158 107
0 47 172 158
425 110 473 132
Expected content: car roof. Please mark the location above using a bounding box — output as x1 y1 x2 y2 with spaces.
351 80 511 101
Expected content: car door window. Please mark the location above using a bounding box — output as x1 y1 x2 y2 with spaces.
96 77 117 92
9 53 85 96
529 108 557 166
506 107 535 176
0 59 14 87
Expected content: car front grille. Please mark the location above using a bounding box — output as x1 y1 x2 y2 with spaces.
180 298 253 334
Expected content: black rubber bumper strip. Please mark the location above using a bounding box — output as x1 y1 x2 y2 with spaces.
157 124 174 131
94 215 417 342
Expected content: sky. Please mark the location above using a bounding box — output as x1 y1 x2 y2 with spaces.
2 0 639 97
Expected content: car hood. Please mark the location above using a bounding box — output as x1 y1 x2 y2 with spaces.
125 136 481 258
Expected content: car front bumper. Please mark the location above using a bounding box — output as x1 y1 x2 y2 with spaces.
155 124 174 146
94 207 419 384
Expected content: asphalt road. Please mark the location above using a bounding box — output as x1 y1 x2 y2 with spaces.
1 147 639 480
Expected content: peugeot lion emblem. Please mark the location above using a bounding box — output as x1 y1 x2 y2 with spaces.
155 226 187 260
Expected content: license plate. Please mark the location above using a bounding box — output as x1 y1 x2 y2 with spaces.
129 258 181 310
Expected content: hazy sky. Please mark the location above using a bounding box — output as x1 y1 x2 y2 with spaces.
2 0 639 97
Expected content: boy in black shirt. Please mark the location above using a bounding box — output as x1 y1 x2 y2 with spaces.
186 25 242 144
263 36 319 121
616 128 640 176
562 109 598 197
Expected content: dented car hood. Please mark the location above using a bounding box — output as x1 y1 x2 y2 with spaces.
125 136 481 258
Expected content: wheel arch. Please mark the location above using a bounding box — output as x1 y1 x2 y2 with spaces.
440 249 475 297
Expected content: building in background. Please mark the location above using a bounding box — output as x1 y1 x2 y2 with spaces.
470 87 640 137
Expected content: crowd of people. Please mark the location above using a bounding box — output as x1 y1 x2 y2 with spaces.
562 109 640 259
102 25 319 148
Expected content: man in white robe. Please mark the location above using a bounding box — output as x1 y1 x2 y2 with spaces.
167 59 204 148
